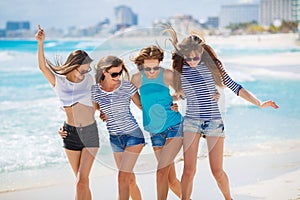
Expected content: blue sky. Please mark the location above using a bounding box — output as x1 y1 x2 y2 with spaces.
0 0 258 30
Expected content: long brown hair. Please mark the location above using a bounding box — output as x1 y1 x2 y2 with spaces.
164 26 227 92
46 50 93 75
95 55 129 84
132 45 164 71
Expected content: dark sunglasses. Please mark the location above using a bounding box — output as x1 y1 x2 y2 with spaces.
107 69 123 78
75 67 92 75
184 56 201 62
144 66 160 72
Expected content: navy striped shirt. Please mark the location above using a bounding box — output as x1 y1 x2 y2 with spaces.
181 62 242 120
91 81 140 135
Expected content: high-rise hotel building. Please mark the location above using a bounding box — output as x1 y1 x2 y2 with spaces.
220 4 259 27
260 0 300 25
114 5 138 31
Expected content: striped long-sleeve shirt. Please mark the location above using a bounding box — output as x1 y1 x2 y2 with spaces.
91 81 140 135
181 62 243 120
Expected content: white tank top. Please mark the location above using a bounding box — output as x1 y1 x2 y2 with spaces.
53 73 93 107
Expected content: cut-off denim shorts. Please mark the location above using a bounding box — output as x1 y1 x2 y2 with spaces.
183 117 225 138
109 128 145 152
150 122 183 147
63 121 100 151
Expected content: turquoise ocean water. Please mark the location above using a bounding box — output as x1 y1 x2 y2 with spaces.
0 37 300 192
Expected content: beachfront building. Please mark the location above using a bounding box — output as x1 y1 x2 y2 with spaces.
6 21 30 31
5 21 32 37
292 0 300 22
152 14 202 35
114 5 138 31
260 0 293 26
168 15 202 34
205 17 220 29
219 4 259 27
0 30 6 37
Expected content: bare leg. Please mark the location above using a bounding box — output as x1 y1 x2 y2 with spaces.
153 148 181 198
129 173 142 200
207 137 232 200
154 138 182 200
168 163 181 198
65 149 81 176
76 148 98 200
113 144 143 200
181 132 201 200
65 148 98 200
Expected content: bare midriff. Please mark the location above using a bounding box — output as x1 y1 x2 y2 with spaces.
64 103 95 127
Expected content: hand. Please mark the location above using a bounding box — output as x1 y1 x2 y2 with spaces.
174 90 186 100
99 110 108 122
58 126 67 139
171 103 179 112
260 100 279 109
35 24 45 43
213 89 220 102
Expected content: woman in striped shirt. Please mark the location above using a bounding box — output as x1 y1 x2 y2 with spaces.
165 27 279 200
91 56 144 200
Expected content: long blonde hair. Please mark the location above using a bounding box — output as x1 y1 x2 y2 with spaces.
163 25 227 92
46 50 93 75
95 55 129 84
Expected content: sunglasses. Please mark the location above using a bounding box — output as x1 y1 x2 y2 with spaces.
75 67 92 75
107 69 123 78
144 66 160 72
184 56 201 62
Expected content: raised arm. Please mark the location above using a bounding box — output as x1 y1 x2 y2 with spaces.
35 25 55 86
238 88 279 109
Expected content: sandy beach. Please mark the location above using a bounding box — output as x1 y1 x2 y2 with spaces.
1 142 300 200
1 33 300 200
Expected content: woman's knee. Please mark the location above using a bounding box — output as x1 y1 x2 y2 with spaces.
76 176 89 191
211 167 225 181
156 167 169 181
118 171 131 185
168 176 179 188
183 164 196 178
129 174 137 187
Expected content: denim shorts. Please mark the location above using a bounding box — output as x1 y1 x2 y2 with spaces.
109 128 145 152
150 122 183 147
63 121 100 151
183 117 225 137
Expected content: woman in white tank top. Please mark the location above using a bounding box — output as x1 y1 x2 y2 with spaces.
36 25 99 200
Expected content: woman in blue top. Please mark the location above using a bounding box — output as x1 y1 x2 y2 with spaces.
91 55 144 200
165 26 279 200
131 45 183 200
36 25 99 200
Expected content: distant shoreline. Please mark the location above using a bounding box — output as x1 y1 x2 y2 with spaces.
1 32 299 45
207 32 300 48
